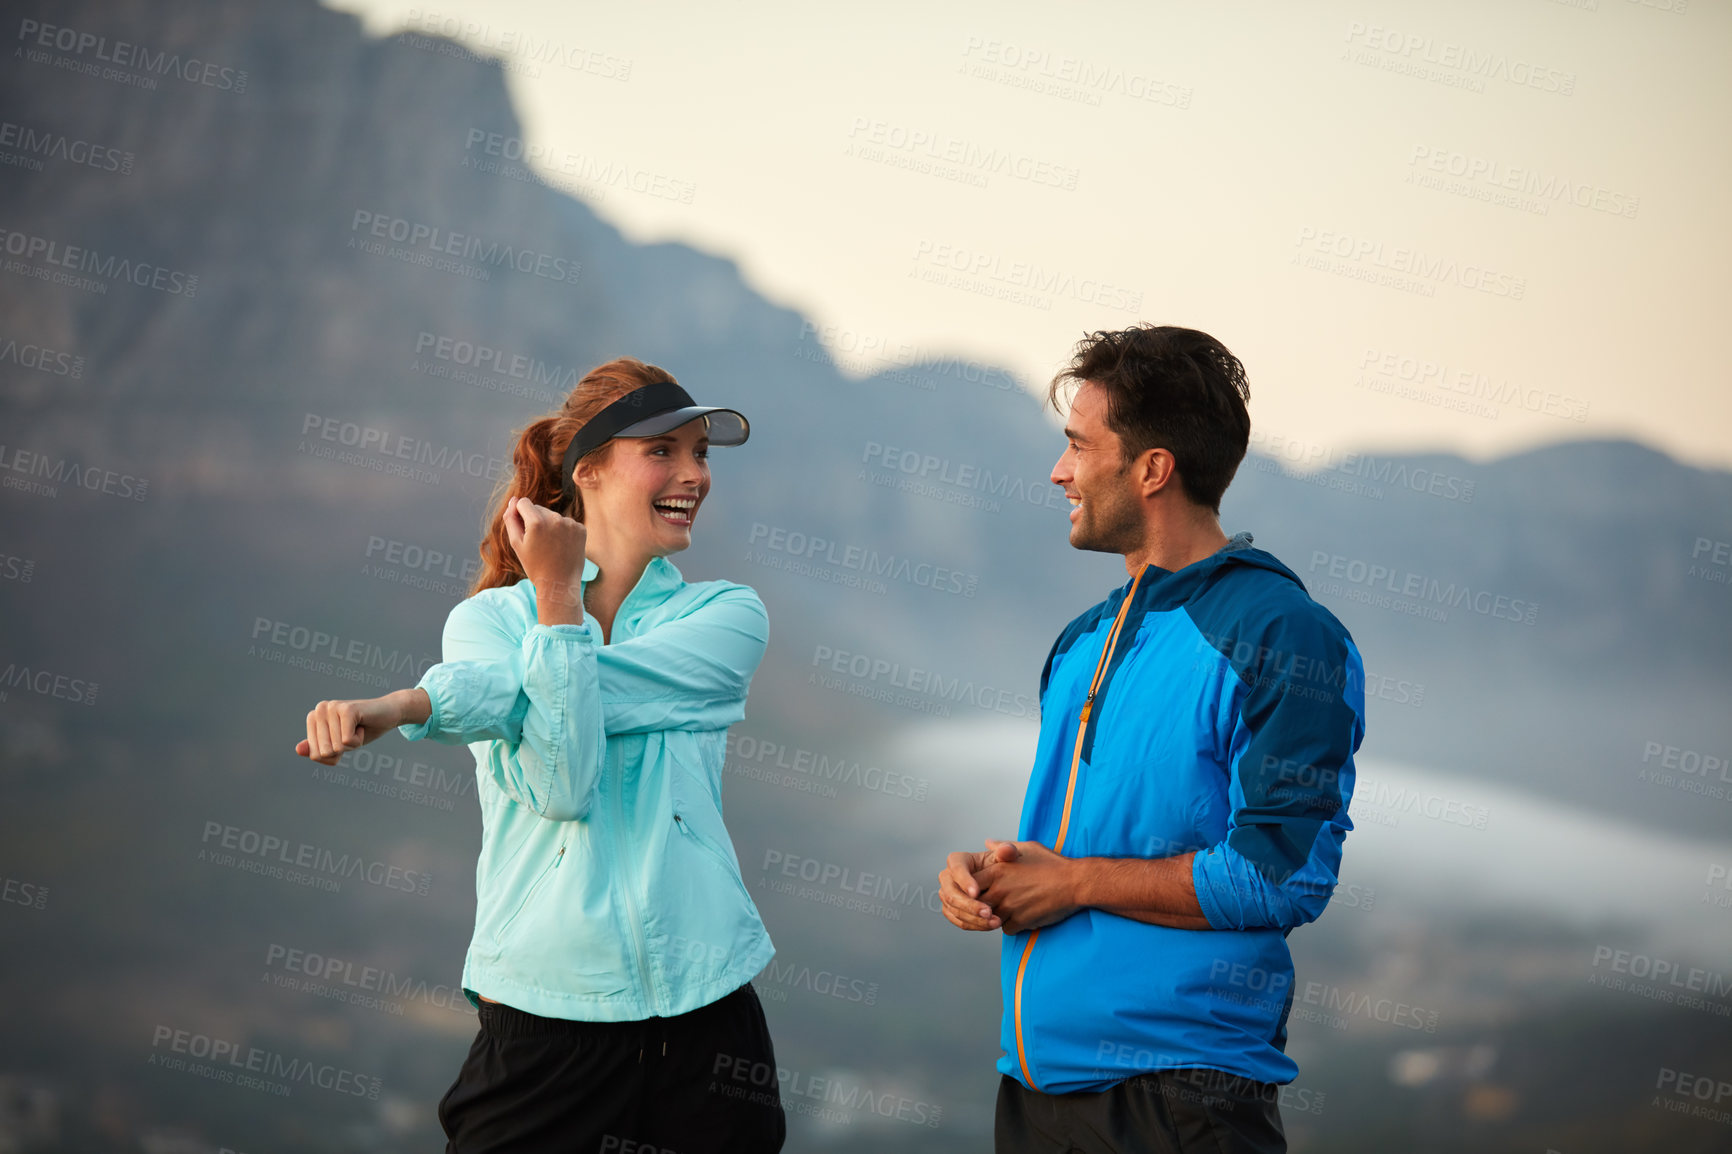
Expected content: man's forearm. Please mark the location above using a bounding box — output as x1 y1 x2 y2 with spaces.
1070 851 1212 930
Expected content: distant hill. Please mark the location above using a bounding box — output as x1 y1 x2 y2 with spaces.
2 1 1729 1149
3 0 1727 841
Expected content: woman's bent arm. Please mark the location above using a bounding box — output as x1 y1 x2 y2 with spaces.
406 596 607 821
411 586 768 741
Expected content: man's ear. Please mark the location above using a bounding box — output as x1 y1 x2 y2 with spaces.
1139 448 1179 498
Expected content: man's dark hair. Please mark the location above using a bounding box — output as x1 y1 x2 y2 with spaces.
1048 325 1251 514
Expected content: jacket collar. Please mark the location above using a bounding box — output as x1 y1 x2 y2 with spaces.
1130 530 1306 607
581 554 684 610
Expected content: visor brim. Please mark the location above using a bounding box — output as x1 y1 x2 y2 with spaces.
613 406 748 446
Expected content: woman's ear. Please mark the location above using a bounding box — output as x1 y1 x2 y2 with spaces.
570 459 601 520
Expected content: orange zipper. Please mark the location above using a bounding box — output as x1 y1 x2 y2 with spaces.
1012 567 1145 1091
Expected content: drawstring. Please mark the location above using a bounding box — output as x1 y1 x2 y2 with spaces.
638 1033 668 1062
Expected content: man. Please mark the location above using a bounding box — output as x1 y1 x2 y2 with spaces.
939 325 1365 1154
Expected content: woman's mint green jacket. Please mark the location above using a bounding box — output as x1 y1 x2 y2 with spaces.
396 555 774 1021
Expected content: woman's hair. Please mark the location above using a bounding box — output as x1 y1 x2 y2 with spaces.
469 356 678 596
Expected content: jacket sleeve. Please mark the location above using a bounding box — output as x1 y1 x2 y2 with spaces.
593 586 768 734
395 594 606 822
1190 607 1366 931
401 585 767 740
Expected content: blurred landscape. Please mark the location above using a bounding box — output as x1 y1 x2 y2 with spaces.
2 2 1730 1151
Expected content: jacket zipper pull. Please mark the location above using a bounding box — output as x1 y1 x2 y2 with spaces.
554 846 566 867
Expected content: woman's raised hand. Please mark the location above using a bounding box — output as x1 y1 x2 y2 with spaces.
504 496 588 619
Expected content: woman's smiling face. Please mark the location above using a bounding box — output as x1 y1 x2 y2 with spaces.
575 417 712 556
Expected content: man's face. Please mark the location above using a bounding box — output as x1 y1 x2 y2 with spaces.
1051 382 1142 555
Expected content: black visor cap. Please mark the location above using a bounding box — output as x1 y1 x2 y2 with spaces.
559 381 748 500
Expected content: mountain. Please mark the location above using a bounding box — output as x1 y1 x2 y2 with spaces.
2 1 1729 1151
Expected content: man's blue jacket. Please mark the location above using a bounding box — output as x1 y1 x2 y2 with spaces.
998 533 1365 1093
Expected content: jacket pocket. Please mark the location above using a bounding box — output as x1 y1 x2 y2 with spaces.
491 841 566 945
672 812 755 908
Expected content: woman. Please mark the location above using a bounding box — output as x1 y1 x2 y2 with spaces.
296 357 784 1153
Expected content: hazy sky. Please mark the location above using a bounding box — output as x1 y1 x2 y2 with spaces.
331 0 1731 471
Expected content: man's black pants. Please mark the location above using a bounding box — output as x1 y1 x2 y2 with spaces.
438 983 786 1153
996 1068 1286 1154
